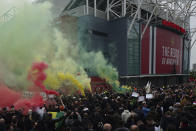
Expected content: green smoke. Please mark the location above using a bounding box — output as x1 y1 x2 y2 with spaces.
0 0 119 91
0 0 53 88
76 50 119 89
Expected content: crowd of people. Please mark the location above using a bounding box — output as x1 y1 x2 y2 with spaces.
0 83 196 131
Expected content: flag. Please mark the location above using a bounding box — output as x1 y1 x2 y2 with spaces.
145 81 151 94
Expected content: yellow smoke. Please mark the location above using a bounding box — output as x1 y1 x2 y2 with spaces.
44 72 91 96
121 85 132 91
0 0 119 94
116 85 132 94
44 72 60 90
57 73 85 95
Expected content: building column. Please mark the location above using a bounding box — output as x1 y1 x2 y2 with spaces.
107 0 110 21
94 0 97 17
122 0 126 17
86 0 89 15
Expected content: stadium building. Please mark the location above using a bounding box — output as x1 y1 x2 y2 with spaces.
55 0 191 88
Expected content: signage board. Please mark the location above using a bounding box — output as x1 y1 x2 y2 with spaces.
155 27 183 74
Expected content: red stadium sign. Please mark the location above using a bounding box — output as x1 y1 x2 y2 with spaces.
155 27 183 74
162 20 186 34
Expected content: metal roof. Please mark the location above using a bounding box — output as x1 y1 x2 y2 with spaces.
62 0 196 48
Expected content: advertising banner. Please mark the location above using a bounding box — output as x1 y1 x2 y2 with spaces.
155 27 183 74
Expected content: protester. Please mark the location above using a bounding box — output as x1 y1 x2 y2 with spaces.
0 83 196 131
103 123 112 131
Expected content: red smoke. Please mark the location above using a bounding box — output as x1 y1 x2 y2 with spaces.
28 62 59 96
0 85 21 108
14 93 44 114
0 62 58 114
0 85 44 114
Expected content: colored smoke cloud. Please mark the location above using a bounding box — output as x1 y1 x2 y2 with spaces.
14 93 44 114
0 85 21 108
28 62 59 95
0 0 119 94
0 84 45 114
0 0 54 88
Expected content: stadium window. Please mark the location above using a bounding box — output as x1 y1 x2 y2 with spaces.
89 30 108 37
